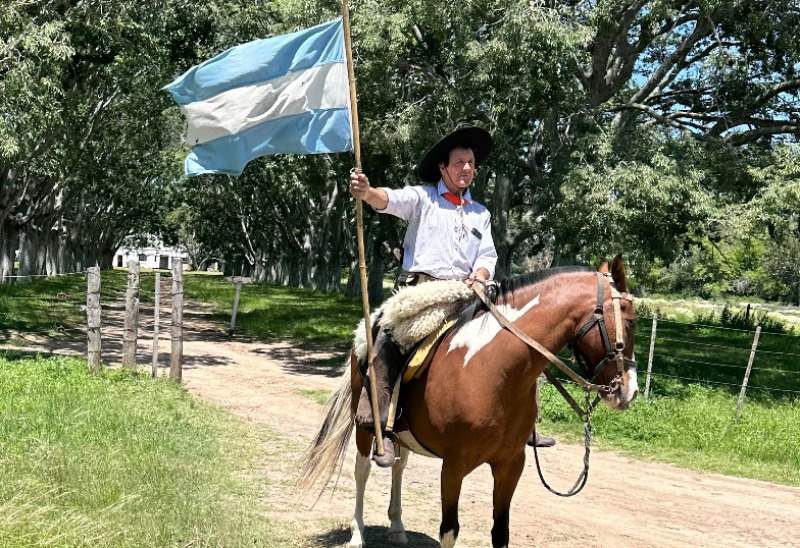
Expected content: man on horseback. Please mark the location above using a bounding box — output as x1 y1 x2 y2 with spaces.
349 127 555 467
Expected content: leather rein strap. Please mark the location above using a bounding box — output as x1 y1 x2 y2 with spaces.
472 273 633 497
473 276 614 419
472 281 609 396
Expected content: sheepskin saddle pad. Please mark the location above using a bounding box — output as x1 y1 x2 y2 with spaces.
353 280 475 360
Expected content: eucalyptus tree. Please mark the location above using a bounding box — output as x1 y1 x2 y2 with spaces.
342 0 799 277
168 0 798 294
0 0 238 280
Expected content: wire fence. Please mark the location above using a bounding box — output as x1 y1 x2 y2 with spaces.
4 266 800 412
635 315 800 415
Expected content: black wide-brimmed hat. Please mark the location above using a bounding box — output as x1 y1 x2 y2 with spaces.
417 127 493 184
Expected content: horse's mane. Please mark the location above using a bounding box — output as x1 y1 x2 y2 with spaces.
453 266 592 331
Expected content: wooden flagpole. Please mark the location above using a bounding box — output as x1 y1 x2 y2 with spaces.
342 0 384 457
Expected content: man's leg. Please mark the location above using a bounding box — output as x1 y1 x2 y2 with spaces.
527 374 556 448
355 327 406 467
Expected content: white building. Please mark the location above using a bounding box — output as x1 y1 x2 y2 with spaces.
114 237 188 270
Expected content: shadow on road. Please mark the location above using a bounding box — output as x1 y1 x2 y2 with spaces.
310 525 439 547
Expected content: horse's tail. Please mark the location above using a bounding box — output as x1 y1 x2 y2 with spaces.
296 358 355 500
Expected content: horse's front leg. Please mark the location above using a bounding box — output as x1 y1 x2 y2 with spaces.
387 444 410 543
439 460 466 548
350 427 374 548
489 451 526 548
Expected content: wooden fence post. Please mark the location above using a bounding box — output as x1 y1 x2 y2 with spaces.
170 263 183 381
228 280 243 335
644 314 658 401
735 325 761 421
122 260 140 367
86 266 102 373
152 272 160 378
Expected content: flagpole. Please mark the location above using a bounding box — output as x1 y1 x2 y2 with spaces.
342 0 385 457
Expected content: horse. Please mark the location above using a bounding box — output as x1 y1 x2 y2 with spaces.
298 255 639 547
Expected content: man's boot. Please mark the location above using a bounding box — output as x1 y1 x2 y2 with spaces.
527 430 556 448
354 329 406 467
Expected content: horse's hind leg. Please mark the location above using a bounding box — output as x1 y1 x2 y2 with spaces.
489 452 526 548
387 444 410 543
350 427 374 548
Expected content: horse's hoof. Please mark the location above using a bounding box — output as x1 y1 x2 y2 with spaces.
388 530 408 544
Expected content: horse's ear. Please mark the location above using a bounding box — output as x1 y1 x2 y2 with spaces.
598 261 609 273
611 254 628 292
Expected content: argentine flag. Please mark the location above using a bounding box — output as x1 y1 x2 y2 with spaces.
165 18 353 176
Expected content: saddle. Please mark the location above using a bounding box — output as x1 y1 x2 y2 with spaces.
402 320 456 382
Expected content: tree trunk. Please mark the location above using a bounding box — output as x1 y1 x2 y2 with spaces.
0 224 18 282
491 174 513 279
18 228 46 277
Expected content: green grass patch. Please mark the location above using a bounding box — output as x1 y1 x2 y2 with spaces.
0 270 159 338
183 274 363 346
296 389 331 405
539 380 800 486
537 314 800 486
0 354 293 547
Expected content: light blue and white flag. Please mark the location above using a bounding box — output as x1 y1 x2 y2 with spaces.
165 18 353 176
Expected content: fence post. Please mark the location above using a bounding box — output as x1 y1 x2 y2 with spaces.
735 325 761 421
152 272 160 378
228 280 243 335
170 263 183 381
122 260 140 367
86 266 102 373
644 314 658 401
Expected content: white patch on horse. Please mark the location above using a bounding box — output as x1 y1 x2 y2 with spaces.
448 294 540 366
440 531 456 548
626 353 639 402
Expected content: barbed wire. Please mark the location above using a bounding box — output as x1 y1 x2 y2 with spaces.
751 347 800 358
638 315 800 338
662 355 746 370
657 336 752 352
657 355 800 375
652 372 744 388
651 372 800 395
1 270 88 279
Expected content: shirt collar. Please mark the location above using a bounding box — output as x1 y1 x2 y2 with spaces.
437 180 471 204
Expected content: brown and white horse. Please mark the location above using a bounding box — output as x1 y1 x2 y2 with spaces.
299 256 638 547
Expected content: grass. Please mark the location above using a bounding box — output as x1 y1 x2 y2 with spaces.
539 312 800 486
296 389 331 405
3 269 799 490
0 354 300 547
538 378 800 486
0 270 157 338
183 274 363 346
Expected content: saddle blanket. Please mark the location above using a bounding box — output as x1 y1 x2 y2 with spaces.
353 280 474 358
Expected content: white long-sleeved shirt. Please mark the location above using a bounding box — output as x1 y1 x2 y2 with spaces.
378 180 498 280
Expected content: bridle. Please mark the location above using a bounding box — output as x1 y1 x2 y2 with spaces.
472 270 637 497
473 271 636 410
569 272 637 391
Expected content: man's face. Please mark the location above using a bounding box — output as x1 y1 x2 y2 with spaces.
439 147 476 193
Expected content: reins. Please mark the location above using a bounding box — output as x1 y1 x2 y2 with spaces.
472 273 634 497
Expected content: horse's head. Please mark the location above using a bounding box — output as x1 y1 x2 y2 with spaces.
569 255 638 411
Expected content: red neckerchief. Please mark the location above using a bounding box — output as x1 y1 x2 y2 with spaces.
442 192 469 206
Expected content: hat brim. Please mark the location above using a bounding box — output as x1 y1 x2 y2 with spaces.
417 127 493 184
